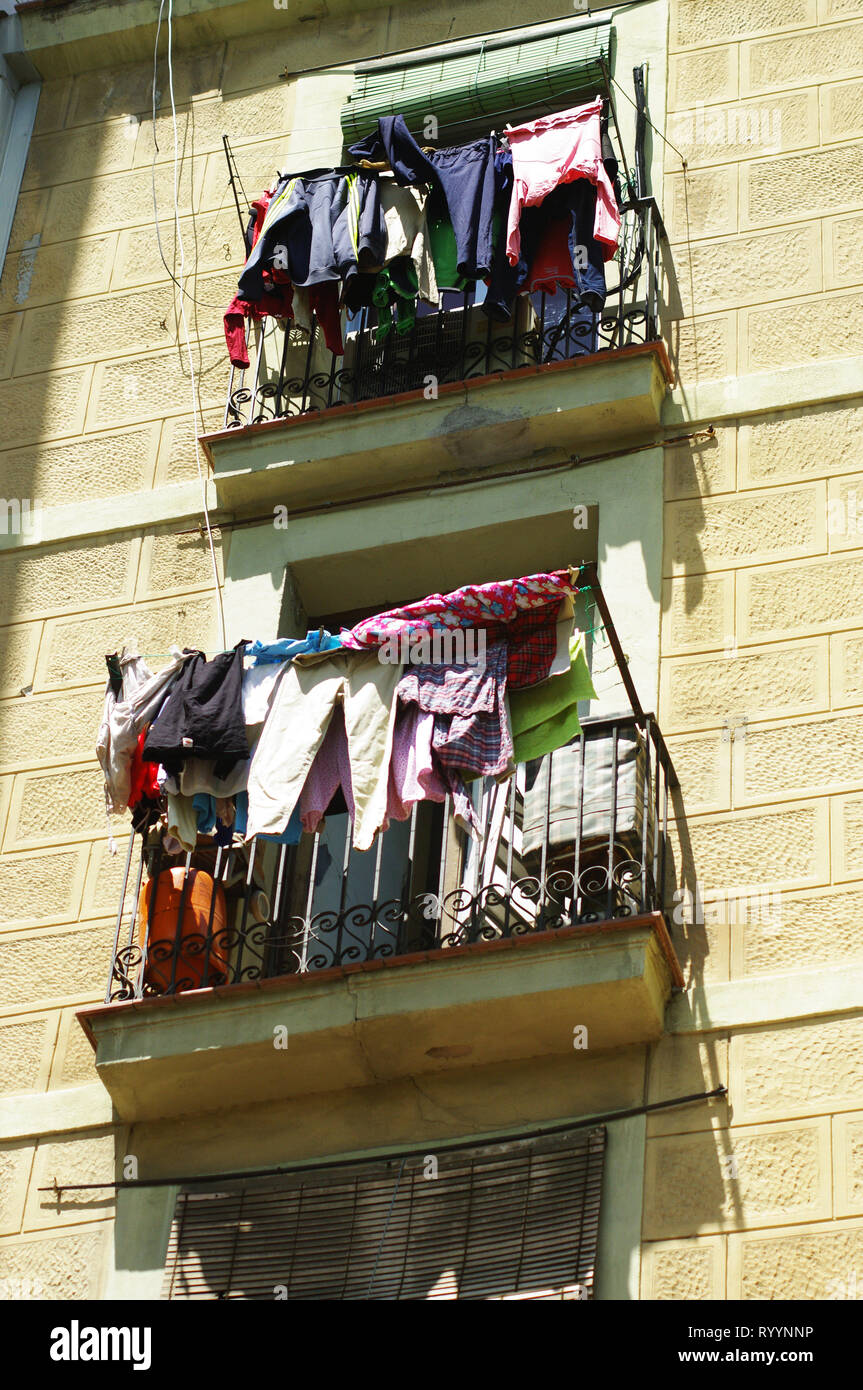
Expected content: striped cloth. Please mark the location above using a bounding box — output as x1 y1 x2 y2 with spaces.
396 639 513 779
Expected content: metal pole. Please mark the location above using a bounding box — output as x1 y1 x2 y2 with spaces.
579 561 645 720
222 134 250 245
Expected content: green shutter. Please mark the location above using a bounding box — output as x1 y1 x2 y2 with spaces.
341 20 613 145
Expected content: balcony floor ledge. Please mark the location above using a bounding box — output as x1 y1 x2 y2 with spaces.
202 341 673 516
78 913 683 1123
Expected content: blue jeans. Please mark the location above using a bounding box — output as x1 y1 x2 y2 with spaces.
484 178 608 323
349 117 497 278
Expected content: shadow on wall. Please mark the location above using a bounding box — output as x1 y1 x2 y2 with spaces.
0 41 237 1018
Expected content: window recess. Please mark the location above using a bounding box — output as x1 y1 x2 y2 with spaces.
340 17 614 145
162 1126 607 1301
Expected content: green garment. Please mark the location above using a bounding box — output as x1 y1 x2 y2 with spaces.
427 212 467 292
509 634 597 765
373 258 419 341
374 293 417 341
428 207 503 292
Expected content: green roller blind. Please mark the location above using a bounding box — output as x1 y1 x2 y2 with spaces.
341 19 613 144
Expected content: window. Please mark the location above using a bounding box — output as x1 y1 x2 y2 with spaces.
163 1127 606 1301
340 17 614 145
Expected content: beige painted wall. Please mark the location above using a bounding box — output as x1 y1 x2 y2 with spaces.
646 0 863 1299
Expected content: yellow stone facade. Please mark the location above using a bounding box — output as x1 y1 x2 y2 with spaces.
651 0 863 1299
0 0 862 1301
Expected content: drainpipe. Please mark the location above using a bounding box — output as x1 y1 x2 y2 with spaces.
0 10 41 280
632 62 648 200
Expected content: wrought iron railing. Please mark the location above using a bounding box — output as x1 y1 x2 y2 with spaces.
105 711 677 1002
222 196 666 429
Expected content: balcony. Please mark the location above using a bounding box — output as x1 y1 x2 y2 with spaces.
107 711 676 995
221 198 666 430
201 78 672 514
80 699 682 1122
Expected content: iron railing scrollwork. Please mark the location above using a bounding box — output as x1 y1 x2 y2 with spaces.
222 196 666 431
105 713 677 1003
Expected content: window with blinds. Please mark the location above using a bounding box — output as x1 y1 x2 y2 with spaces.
162 1127 606 1301
340 18 614 144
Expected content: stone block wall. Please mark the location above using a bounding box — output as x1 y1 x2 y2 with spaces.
647 0 863 1298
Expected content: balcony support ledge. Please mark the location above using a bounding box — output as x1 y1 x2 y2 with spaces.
202 342 672 517
79 912 682 1123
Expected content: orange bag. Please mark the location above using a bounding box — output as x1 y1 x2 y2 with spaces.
136 866 229 994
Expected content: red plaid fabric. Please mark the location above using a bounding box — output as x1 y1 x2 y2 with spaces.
396 639 513 779
499 601 562 690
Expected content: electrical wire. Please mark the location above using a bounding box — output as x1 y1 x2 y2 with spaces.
605 68 688 167
149 79 243 307
153 0 227 648
155 181 244 309
40 1087 727 1194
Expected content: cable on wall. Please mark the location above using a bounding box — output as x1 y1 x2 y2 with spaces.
152 0 227 648
40 1087 727 1195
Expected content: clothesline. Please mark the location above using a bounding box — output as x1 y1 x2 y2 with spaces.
98 570 603 856
129 623 607 666
266 94 610 191
129 627 612 671
128 626 606 664
120 575 594 661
